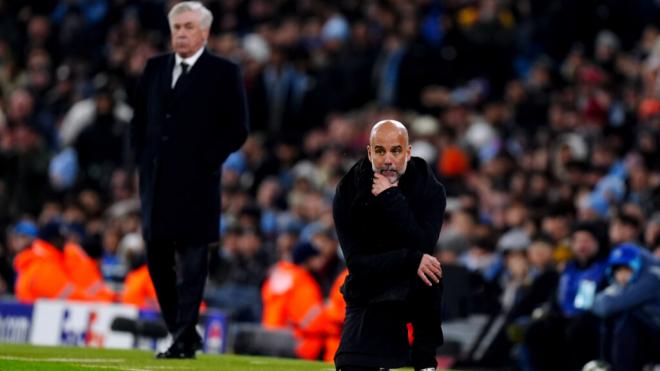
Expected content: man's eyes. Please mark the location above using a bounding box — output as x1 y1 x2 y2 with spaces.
173 23 194 30
375 148 402 155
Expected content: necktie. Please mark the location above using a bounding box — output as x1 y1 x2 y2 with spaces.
174 62 189 89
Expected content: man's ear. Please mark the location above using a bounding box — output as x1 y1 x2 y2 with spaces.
367 145 372 161
406 145 412 161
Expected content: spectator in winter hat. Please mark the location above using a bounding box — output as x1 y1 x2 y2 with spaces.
593 243 660 370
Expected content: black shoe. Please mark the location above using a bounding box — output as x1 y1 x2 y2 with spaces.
155 341 199 359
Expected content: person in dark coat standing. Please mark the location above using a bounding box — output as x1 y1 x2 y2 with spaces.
130 1 248 359
333 120 446 371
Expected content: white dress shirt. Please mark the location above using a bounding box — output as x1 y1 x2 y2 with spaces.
171 46 205 88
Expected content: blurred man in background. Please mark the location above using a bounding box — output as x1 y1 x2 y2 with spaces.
524 222 610 371
130 1 248 359
14 219 113 303
261 241 324 359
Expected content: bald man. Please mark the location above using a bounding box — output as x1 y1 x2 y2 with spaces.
332 120 446 371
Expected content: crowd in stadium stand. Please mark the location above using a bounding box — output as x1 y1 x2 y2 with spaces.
1 0 660 368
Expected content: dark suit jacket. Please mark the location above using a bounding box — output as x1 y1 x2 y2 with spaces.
131 49 248 245
332 156 446 305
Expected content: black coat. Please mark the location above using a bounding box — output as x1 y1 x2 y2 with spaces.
131 50 248 245
333 156 446 305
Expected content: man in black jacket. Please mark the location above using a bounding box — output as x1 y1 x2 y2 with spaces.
333 120 446 371
130 1 248 359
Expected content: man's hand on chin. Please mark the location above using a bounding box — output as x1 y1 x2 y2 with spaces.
372 172 398 196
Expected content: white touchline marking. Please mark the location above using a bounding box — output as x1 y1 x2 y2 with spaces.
0 355 197 370
0 356 124 363
78 367 181 371
78 366 136 371
77 365 193 371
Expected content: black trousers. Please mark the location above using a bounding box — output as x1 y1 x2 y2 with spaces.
146 239 208 344
525 312 600 371
335 280 443 371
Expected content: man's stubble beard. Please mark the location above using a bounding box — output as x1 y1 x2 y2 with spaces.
371 160 408 184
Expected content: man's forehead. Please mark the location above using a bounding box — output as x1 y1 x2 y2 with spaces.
372 142 404 148
370 129 408 146
172 11 200 23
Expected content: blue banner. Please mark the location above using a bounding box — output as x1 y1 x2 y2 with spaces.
0 302 33 343
0 300 228 353
203 309 227 354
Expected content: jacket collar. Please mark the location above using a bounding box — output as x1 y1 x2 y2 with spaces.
174 46 205 71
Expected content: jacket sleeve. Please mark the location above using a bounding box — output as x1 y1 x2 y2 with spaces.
221 63 249 156
373 180 446 254
592 265 660 318
333 185 422 279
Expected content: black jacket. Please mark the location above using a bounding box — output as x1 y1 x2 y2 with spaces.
333 156 446 304
130 50 248 244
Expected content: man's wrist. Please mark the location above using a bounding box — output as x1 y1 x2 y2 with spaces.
373 186 402 202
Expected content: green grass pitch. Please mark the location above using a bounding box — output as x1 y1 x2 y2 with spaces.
0 343 425 370
0 343 333 371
